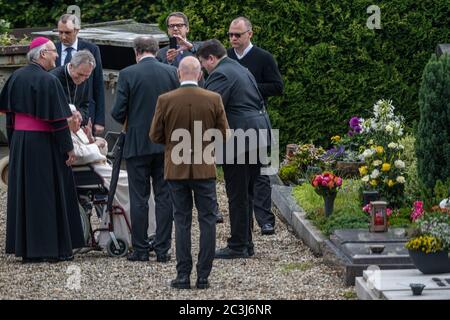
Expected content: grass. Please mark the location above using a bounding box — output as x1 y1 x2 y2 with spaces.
293 179 370 236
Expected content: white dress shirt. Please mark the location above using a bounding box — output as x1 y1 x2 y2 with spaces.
234 42 254 60
61 38 79 66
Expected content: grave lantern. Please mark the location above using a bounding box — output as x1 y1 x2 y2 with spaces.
286 144 298 158
369 201 388 232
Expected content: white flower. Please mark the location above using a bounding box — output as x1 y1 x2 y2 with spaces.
370 169 380 179
362 149 374 159
385 125 393 134
396 176 406 184
395 160 405 169
372 160 382 167
362 175 370 182
398 144 405 150
388 142 398 149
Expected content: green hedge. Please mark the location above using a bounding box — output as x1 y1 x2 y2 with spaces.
2 0 450 149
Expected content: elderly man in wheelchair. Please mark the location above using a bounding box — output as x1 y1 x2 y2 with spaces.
68 109 156 257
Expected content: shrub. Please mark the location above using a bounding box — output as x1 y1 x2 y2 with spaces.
416 54 450 194
2 1 450 149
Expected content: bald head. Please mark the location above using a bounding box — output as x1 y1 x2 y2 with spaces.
178 56 202 82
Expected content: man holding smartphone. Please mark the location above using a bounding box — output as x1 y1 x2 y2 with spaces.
156 12 202 67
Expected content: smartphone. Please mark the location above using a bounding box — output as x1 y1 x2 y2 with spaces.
169 36 177 49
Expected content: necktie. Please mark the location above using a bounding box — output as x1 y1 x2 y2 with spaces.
64 47 73 65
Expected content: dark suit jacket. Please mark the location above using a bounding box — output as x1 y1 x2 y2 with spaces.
50 65 92 124
111 57 179 159
205 57 272 135
56 39 105 126
156 41 203 67
150 84 229 180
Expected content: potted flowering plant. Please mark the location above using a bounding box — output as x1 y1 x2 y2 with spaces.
358 99 407 208
405 209 450 274
311 172 343 217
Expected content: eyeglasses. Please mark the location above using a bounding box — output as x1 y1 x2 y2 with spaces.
227 30 250 38
168 23 186 29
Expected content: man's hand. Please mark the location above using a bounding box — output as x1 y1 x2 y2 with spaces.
82 118 95 143
173 35 193 51
66 150 76 166
166 48 178 63
94 124 105 135
95 139 106 149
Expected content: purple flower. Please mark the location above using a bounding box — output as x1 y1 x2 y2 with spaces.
349 116 361 129
348 130 354 137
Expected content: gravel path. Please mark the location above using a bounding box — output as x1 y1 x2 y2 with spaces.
0 183 355 300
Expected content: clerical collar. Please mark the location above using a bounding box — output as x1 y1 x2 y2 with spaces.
65 64 78 105
138 54 155 62
180 81 198 86
62 38 78 53
234 42 253 60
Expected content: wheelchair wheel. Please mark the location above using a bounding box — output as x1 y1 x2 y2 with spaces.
79 203 91 245
0 156 9 191
106 238 128 257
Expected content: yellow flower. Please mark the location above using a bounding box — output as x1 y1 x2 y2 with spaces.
381 163 391 172
387 179 395 187
375 146 384 154
359 166 368 176
331 135 341 143
370 179 378 187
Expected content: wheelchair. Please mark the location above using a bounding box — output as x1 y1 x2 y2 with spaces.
72 164 130 257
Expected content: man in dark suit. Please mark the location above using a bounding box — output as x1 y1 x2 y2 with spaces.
198 40 272 259
227 17 284 236
50 50 95 124
150 56 229 289
56 14 105 134
156 12 202 68
112 36 179 262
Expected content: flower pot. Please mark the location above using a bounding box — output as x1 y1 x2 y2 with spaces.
408 249 450 274
323 193 336 217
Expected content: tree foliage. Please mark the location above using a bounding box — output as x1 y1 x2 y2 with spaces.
2 0 450 148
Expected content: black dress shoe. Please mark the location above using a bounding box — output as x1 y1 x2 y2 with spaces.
127 251 149 262
156 253 171 263
22 257 45 264
215 211 224 224
171 275 191 289
58 255 74 262
247 246 255 257
215 247 249 259
261 223 275 235
196 278 209 289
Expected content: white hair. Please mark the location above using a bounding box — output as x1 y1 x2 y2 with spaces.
26 43 47 63
70 50 96 69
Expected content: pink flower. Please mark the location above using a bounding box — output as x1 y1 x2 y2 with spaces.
362 204 372 213
386 208 392 217
410 200 424 221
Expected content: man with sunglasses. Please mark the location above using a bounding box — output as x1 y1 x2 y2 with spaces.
156 12 202 67
55 14 105 135
227 17 284 236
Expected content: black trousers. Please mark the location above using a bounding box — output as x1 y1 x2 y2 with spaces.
126 154 173 255
168 179 217 279
223 161 261 252
253 173 275 227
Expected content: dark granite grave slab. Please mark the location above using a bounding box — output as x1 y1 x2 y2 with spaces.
328 228 414 285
